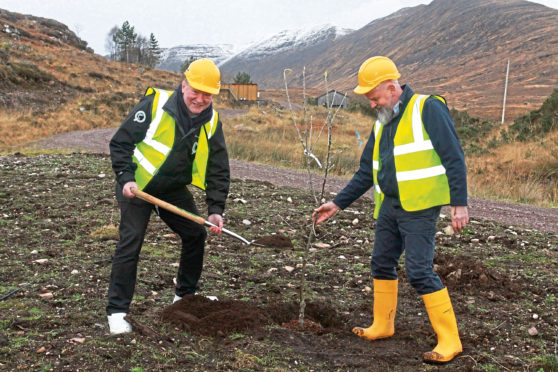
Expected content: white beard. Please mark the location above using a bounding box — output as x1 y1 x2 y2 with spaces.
376 105 395 124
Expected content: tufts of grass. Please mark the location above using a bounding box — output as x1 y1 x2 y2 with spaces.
224 106 370 177
89 224 119 240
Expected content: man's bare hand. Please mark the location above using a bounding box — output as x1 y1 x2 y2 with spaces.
123 182 138 198
451 206 469 232
312 202 341 225
208 214 223 235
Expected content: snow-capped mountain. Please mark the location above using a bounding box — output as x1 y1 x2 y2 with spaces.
228 24 352 62
157 44 236 72
219 25 352 87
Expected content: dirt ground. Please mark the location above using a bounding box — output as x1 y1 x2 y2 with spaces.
1 152 557 371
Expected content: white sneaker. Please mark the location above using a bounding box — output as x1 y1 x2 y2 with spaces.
107 313 132 335
173 295 182 304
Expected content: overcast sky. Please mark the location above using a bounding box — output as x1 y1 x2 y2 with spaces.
0 0 556 54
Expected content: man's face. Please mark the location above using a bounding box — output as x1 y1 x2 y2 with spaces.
364 82 396 124
182 81 212 115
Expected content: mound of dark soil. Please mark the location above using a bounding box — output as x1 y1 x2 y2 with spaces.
434 252 522 298
161 295 270 337
161 295 343 337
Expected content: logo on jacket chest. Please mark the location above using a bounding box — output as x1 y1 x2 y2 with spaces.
192 141 198 155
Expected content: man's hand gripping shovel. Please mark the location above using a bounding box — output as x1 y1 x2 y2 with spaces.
131 188 265 247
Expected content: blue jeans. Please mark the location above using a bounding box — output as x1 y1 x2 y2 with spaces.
371 196 443 295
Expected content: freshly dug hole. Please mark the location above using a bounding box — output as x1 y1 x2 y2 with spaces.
252 234 293 248
161 296 343 336
161 295 270 337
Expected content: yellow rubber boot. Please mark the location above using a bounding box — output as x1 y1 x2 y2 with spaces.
422 287 462 364
352 279 398 340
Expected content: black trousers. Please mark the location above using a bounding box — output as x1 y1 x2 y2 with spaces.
106 184 207 315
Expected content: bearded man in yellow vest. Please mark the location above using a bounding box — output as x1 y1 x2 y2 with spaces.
313 56 469 364
106 59 230 335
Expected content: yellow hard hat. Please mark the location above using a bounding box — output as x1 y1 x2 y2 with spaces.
184 58 221 95
353 56 401 95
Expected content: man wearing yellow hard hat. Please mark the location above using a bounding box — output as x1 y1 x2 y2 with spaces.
107 58 230 335
313 56 468 364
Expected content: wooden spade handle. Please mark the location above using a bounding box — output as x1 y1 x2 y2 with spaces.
131 188 206 225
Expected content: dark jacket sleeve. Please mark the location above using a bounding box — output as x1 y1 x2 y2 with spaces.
109 95 153 186
333 127 375 209
205 120 230 216
422 97 468 206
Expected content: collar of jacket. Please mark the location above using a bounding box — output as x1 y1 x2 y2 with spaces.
384 84 415 126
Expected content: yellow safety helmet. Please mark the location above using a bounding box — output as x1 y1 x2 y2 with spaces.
353 56 401 95
184 58 221 95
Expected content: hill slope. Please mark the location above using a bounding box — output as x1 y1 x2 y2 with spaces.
0 8 180 147
221 0 558 120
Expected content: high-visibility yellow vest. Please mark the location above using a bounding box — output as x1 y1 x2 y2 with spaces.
132 87 219 191
372 94 450 218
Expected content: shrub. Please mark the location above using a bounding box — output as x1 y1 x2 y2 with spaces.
507 88 558 141
346 95 374 117
449 108 497 155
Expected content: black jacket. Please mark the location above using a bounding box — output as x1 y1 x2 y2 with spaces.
334 85 467 210
110 85 230 216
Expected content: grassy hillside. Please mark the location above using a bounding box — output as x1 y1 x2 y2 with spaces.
0 8 180 148
465 89 558 206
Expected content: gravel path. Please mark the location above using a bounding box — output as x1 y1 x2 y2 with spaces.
32 127 558 234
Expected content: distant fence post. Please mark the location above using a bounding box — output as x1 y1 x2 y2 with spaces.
501 58 510 125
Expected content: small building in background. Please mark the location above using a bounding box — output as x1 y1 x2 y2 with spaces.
220 83 259 101
317 90 349 108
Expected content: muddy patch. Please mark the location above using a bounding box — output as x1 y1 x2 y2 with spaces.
433 252 523 298
252 234 294 248
161 295 270 337
161 295 343 337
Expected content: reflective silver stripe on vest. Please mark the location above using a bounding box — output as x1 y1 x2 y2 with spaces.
373 120 383 194
135 90 172 176
393 94 446 181
393 95 434 156
396 165 446 182
143 90 171 155
373 159 382 194
207 110 216 139
133 147 156 175
374 120 382 138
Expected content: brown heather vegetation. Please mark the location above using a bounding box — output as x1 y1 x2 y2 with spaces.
467 131 558 206
224 105 370 176
223 93 558 207
0 9 180 148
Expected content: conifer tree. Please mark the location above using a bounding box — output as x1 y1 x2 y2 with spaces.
181 56 196 73
147 33 162 68
114 21 137 63
234 71 252 84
